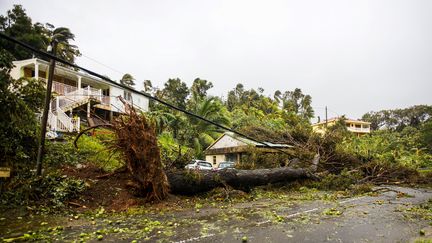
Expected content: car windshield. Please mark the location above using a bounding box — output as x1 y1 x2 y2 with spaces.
198 162 212 167
219 162 234 168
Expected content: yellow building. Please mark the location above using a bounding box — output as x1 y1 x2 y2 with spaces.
312 118 371 136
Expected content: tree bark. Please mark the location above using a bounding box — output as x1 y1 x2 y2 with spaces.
167 154 320 195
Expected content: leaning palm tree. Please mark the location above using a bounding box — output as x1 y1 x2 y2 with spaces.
45 25 81 63
120 73 136 87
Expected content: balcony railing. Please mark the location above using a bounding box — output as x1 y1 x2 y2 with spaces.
52 81 77 95
347 127 370 133
46 80 110 105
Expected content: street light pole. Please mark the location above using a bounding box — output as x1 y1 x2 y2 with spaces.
35 41 57 176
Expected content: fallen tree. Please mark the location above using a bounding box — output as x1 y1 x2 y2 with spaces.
74 99 320 200
167 154 320 195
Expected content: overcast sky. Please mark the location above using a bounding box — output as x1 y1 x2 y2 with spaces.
1 0 432 120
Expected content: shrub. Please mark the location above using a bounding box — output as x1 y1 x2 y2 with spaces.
0 171 86 208
45 133 122 171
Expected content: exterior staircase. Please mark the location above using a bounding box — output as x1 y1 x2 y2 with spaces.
47 86 102 133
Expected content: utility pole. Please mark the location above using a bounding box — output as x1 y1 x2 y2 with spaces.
325 106 328 128
35 41 57 176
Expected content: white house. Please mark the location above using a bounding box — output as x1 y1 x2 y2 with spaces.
11 58 149 132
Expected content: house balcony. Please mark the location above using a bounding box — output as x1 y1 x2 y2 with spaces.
347 127 370 133
43 79 111 107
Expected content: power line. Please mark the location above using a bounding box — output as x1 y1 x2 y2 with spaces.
80 54 124 75
0 32 292 155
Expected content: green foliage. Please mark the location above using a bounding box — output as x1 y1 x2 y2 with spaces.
190 78 213 103
275 88 314 120
12 77 46 111
339 128 432 168
0 5 47 60
0 49 43 166
159 78 190 110
120 73 135 87
0 171 86 208
314 169 362 190
238 147 291 169
420 120 432 153
46 133 122 171
0 5 81 63
186 97 230 158
158 132 193 169
322 208 343 216
147 76 316 164
44 141 83 166
362 105 432 131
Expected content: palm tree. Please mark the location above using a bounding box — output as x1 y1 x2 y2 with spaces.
46 26 81 63
145 109 176 135
188 97 231 157
120 73 135 87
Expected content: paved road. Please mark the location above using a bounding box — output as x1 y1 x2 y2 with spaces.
171 186 432 243
1 186 431 242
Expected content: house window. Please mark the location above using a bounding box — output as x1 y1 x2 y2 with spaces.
226 153 236 162
213 156 216 165
123 91 132 101
355 124 361 128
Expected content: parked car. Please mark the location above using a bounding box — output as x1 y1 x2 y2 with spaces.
217 161 235 170
185 160 213 170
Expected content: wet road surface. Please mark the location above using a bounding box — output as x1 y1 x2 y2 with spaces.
1 186 431 242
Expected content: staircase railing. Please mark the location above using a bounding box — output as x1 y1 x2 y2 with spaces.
71 117 80 132
47 110 57 131
56 108 72 131
47 84 104 133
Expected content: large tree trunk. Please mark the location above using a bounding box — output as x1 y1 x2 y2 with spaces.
167 154 320 195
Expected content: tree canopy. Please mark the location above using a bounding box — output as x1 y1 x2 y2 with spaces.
120 73 136 87
0 5 81 63
362 105 432 131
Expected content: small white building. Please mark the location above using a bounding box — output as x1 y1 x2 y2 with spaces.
11 58 149 132
204 132 292 168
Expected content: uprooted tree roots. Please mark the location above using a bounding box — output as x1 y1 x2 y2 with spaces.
75 99 169 201
112 106 169 201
